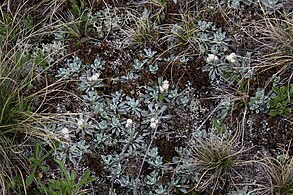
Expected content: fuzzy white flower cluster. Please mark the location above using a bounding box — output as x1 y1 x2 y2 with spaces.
206 54 219 63
61 127 70 140
150 117 159 129
159 80 170 93
125 119 133 129
87 73 100 82
226 53 237 64
77 119 84 129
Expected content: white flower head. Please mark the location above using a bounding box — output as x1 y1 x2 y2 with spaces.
91 73 100 82
206 54 219 63
226 53 237 64
126 119 133 125
150 122 157 129
150 117 159 129
77 119 84 129
61 127 69 134
61 127 70 139
150 117 156 123
87 76 93 82
159 80 170 93
87 73 100 82
125 118 133 129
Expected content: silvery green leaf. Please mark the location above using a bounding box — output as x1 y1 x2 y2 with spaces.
180 96 189 105
108 188 117 195
83 90 100 105
248 88 270 113
78 76 104 92
94 102 105 114
149 64 159 74
168 89 179 99
171 24 183 34
159 105 167 113
111 117 120 127
111 163 122 176
101 155 113 166
120 175 131 187
56 68 71 78
148 102 155 112
197 32 209 41
91 56 105 70
179 56 189 63
228 0 241 9
127 97 140 108
210 45 220 54
159 114 172 120
133 59 147 71
213 30 226 43
69 56 82 70
120 71 139 82
94 133 106 144
117 101 130 114
175 147 189 156
144 48 157 58
146 171 158 185
77 140 90 152
148 147 159 158
98 120 108 130
155 185 167 194
198 43 207 54
56 56 81 78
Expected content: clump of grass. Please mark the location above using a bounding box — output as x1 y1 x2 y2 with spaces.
169 14 200 46
0 1 66 194
127 11 160 46
187 132 246 194
252 11 292 75
158 12 202 55
258 153 293 194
